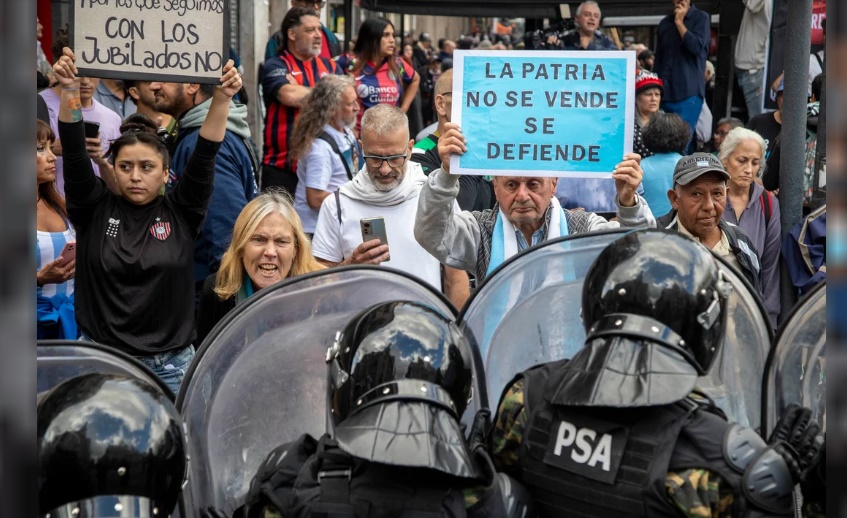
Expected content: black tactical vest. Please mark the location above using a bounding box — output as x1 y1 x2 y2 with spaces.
511 361 746 518
235 434 480 518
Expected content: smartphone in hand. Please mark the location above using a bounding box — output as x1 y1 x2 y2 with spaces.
360 217 388 247
56 242 76 267
84 121 100 139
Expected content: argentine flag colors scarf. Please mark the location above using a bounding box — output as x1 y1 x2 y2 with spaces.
486 196 570 276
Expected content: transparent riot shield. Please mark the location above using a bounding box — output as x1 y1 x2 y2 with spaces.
762 282 826 438
176 266 485 517
460 230 772 430
37 340 172 401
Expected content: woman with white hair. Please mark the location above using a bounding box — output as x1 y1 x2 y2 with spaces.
719 127 781 327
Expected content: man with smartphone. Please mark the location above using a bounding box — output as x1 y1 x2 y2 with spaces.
312 104 471 308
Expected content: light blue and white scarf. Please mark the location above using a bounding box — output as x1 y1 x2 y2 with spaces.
486 196 570 276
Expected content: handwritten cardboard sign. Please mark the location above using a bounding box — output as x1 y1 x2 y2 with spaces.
70 0 229 83
450 50 635 178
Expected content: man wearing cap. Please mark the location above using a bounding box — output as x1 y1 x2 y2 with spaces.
658 153 763 292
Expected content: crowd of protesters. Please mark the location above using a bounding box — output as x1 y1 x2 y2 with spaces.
36 0 826 396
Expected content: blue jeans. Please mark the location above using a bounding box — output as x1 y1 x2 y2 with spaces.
736 67 765 118
661 96 704 154
136 345 196 396
78 334 194 396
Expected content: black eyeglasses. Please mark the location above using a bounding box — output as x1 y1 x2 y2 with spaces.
362 153 407 168
297 0 326 6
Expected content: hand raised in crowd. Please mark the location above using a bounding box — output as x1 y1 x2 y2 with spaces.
343 239 390 266
37 257 76 286
612 153 643 207
86 136 107 164
215 59 243 100
437 122 467 175
52 47 80 87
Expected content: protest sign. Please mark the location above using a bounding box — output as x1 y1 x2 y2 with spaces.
70 0 229 83
450 50 635 178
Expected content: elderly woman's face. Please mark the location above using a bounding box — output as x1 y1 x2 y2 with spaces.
242 212 296 290
723 139 763 189
636 88 662 117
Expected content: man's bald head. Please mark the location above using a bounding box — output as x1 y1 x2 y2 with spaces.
435 68 453 97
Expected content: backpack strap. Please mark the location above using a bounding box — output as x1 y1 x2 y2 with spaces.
241 136 261 190
333 190 346 262
315 435 354 504
760 190 773 227
814 50 824 69
316 130 355 181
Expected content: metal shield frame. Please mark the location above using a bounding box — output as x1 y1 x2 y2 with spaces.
761 282 826 438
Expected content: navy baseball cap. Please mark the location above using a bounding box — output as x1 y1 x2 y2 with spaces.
673 153 731 186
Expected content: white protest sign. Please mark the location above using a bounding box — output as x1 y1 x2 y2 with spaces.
450 50 635 178
71 0 229 83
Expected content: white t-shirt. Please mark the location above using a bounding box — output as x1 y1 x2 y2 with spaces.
808 50 824 96
295 125 357 233
312 191 449 291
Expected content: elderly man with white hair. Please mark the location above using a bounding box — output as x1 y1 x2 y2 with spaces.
562 1 619 51
311 104 470 307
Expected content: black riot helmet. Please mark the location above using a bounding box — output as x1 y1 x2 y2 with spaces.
37 373 187 517
581 229 732 375
325 301 481 479
328 300 473 426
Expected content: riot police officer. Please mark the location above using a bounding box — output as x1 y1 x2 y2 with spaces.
37 373 188 517
233 301 533 518
490 230 823 517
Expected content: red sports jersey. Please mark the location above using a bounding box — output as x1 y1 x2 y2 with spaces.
353 57 416 132
261 51 341 170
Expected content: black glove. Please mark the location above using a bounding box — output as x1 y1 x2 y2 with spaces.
468 408 492 455
768 404 824 482
801 434 825 511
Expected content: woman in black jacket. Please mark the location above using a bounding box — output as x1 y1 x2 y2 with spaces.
52 47 242 395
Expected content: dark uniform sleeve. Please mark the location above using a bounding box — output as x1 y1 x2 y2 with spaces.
665 469 734 518
491 378 528 473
